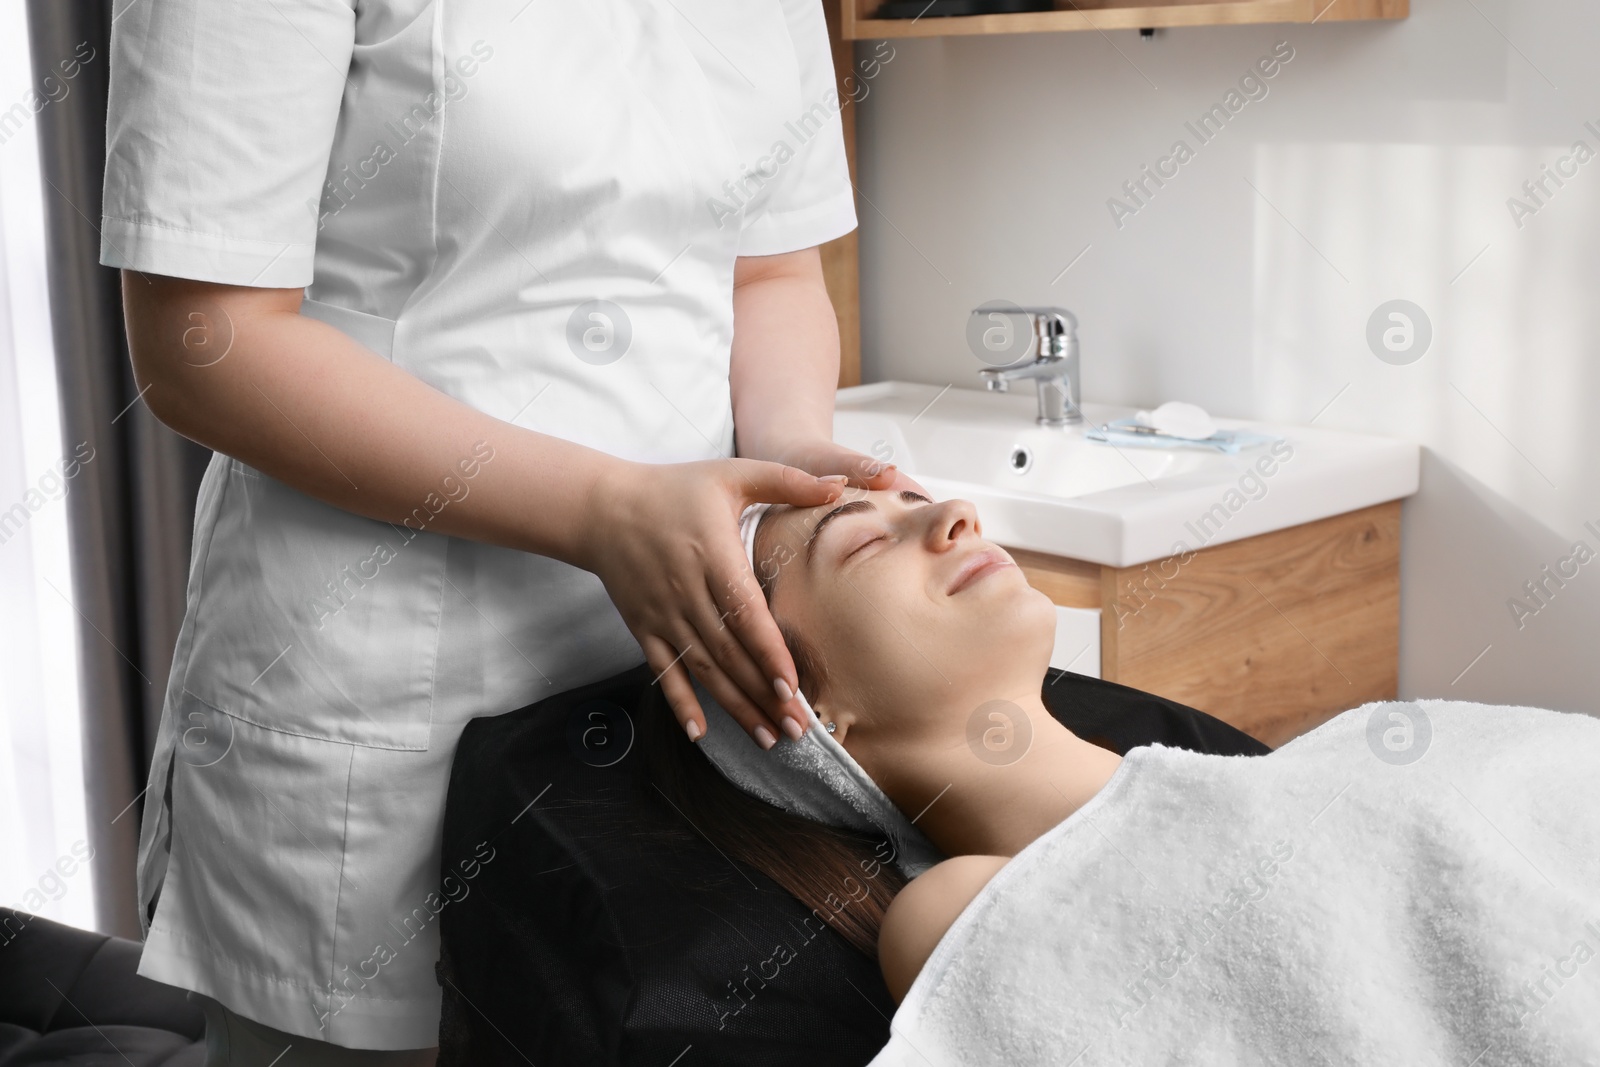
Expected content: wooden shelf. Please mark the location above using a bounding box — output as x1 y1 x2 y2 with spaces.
843 0 1406 39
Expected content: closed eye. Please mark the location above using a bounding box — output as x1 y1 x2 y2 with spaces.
806 490 934 568
843 533 885 561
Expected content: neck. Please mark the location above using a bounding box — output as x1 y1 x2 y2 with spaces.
871 685 1123 859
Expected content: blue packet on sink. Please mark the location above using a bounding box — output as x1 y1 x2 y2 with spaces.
1086 417 1285 455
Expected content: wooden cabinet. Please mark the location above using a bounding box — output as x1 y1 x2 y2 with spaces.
1008 499 1402 747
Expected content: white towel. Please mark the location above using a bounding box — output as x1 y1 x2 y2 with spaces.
870 698 1600 1066
693 679 944 880
689 502 945 879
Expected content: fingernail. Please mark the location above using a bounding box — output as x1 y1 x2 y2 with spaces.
818 474 849 484
684 719 702 742
773 677 794 702
754 724 777 750
781 716 804 742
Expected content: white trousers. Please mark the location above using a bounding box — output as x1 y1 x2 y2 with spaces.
193 993 439 1066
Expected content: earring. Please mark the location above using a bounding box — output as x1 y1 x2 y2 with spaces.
825 721 837 734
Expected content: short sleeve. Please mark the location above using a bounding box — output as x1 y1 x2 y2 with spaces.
100 0 356 288
736 0 858 258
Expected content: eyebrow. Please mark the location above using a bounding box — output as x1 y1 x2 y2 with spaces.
804 490 933 568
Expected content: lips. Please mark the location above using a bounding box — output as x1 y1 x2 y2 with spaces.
946 548 1014 595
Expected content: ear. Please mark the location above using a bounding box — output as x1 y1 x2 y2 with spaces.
810 697 849 743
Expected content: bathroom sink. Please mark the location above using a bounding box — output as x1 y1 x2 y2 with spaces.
833 381 1420 568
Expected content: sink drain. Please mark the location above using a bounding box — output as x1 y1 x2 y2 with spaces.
1009 446 1033 475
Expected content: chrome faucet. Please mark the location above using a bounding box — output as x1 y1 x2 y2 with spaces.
971 305 1082 426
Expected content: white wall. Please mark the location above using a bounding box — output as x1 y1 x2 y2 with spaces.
853 0 1600 712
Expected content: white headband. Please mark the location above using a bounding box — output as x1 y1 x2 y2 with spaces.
738 500 774 576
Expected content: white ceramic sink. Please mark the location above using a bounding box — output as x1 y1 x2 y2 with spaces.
833 381 1420 569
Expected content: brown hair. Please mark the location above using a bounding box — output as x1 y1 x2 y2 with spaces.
638 515 908 958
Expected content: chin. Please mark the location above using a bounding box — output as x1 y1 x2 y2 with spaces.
1018 585 1059 642
1014 578 1056 615
975 581 1056 644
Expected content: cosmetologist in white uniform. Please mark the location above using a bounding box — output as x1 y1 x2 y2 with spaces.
99 0 892 1054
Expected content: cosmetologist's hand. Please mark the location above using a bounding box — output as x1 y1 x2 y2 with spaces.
769 439 931 497
581 458 846 750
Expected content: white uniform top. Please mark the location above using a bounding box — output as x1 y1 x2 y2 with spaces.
100 0 856 1049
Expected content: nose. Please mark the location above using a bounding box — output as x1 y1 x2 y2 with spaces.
922 498 981 553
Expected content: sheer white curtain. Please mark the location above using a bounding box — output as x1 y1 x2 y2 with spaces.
0 2 94 932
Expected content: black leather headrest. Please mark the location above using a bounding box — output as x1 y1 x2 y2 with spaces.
437 665 1268 1065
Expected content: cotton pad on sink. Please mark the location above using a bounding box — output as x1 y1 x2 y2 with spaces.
1088 400 1287 454
1134 401 1217 440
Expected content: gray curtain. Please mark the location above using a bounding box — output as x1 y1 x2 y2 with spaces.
27 0 211 939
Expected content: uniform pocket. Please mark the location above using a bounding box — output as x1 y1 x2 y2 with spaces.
180 458 446 751
298 297 398 359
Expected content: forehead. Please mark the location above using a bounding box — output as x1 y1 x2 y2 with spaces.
781 482 939 532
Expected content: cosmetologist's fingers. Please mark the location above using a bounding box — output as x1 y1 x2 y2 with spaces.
674 620 790 750
644 634 706 741
734 458 846 511
700 566 808 740
709 460 837 727
708 532 812 736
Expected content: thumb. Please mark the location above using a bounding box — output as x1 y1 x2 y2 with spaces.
733 459 848 510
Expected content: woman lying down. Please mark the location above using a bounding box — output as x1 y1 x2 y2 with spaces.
643 487 1600 1066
